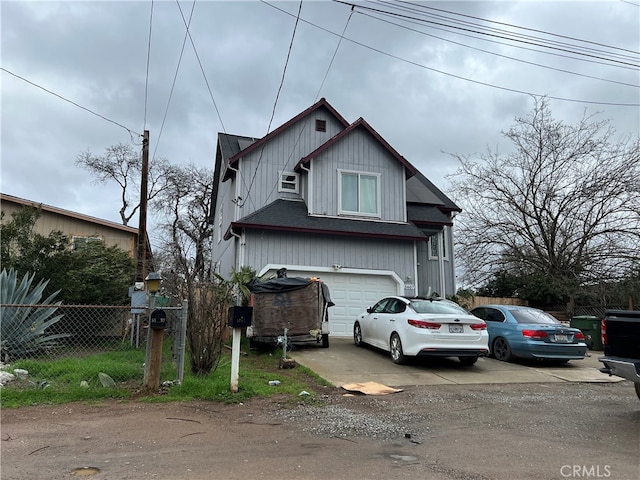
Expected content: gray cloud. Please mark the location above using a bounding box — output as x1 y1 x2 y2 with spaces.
2 0 638 229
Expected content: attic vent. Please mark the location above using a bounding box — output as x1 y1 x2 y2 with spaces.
315 119 326 132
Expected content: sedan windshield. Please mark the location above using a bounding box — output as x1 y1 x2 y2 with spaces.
410 300 469 315
509 309 561 325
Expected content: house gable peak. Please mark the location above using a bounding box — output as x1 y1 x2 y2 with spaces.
226 98 349 166
295 117 418 178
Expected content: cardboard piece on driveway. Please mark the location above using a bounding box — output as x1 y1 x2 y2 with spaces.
341 381 403 395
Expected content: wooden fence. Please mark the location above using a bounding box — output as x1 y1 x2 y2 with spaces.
469 297 527 308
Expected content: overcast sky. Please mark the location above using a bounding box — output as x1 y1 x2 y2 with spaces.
2 0 639 237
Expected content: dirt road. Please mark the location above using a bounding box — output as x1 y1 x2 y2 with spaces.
1 380 639 480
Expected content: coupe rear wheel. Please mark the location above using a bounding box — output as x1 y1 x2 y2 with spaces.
353 322 363 347
635 382 640 401
493 337 513 362
390 333 406 364
459 356 478 366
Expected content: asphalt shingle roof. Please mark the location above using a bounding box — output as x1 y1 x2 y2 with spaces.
407 171 461 212
407 204 453 226
226 199 429 241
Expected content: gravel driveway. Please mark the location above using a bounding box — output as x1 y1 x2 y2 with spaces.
2 380 638 480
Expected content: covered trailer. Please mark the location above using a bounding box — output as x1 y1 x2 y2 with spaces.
246 277 334 348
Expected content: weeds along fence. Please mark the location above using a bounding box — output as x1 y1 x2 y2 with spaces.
1 303 188 372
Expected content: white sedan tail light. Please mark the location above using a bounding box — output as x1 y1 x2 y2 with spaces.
408 319 441 329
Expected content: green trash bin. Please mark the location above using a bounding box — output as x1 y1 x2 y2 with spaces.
570 315 602 350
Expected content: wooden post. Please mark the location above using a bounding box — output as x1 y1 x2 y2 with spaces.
230 327 241 393
145 328 164 391
136 130 149 282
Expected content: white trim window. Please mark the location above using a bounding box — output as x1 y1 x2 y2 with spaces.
339 170 380 217
278 171 299 194
428 228 449 260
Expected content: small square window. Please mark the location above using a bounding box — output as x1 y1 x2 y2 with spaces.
315 119 326 132
279 171 299 194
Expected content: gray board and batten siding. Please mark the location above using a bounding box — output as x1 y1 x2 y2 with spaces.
305 126 408 221
224 107 347 218
243 229 416 285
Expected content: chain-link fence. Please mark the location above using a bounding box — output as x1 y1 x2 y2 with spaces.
1 303 187 373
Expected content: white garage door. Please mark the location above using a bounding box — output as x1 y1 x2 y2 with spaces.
280 270 399 337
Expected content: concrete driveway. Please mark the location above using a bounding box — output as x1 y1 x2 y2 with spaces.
289 337 619 387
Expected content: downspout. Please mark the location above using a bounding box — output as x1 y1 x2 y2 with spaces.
228 162 241 221
301 162 312 213
230 230 245 268
413 241 419 297
450 224 457 295
438 230 446 297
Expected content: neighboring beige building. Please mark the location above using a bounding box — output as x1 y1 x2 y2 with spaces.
0 192 138 257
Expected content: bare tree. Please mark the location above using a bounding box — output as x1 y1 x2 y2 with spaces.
448 97 640 296
152 164 214 285
76 143 174 226
152 164 229 375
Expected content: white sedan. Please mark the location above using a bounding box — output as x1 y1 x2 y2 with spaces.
353 296 489 365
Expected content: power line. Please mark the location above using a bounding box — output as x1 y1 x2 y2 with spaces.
390 0 640 56
263 3 356 207
241 0 304 210
152 0 197 161
175 0 227 134
357 10 639 89
366 0 640 62
339 1 640 68
1 67 142 138
314 4 355 100
262 2 640 107
365 6 639 73
371 0 639 66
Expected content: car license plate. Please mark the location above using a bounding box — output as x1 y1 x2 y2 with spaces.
449 324 464 333
554 334 568 343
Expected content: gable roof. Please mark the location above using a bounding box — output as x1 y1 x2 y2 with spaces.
0 192 138 233
221 98 350 182
295 117 418 179
218 133 259 164
225 199 430 241
406 171 461 212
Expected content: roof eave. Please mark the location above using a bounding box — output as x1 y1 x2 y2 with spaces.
228 222 427 242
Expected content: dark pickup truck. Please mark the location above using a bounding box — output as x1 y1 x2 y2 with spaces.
598 309 640 400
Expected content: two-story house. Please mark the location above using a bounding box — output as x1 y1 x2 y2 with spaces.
209 98 460 337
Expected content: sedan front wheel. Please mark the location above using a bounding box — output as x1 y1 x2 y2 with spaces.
390 333 406 364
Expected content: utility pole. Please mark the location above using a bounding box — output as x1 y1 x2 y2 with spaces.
136 130 150 282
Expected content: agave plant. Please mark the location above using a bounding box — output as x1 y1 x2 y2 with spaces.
0 268 69 361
